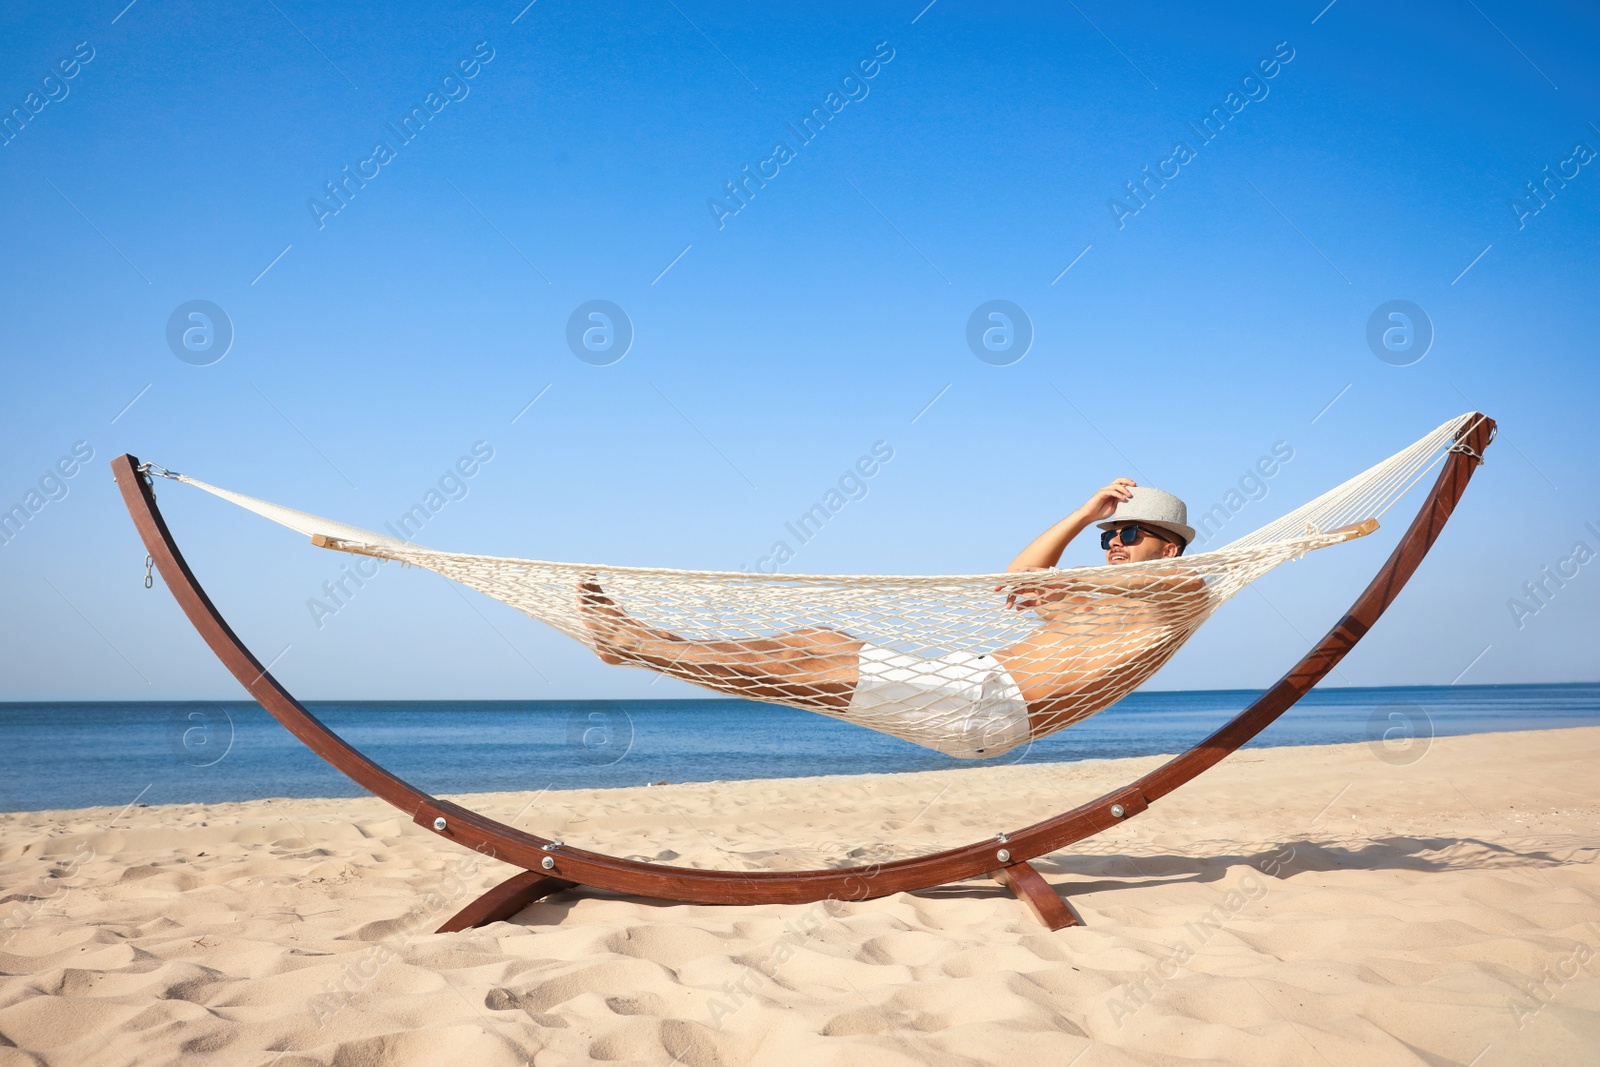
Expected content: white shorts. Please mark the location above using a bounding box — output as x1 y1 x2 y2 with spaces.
846 643 1032 760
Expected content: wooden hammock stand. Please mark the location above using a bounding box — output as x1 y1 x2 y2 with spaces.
109 414 1493 933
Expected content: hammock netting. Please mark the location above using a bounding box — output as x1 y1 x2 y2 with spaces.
162 413 1483 757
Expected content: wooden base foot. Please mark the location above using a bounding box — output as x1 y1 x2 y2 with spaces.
437 872 576 933
993 861 1080 930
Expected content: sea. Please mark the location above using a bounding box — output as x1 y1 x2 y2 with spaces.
3 683 1597 812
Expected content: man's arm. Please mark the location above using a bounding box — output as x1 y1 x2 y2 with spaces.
998 564 1207 616
1006 478 1136 572
1031 567 1206 595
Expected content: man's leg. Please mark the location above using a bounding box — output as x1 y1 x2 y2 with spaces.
577 580 862 708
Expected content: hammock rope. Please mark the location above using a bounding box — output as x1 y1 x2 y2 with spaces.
154 413 1484 757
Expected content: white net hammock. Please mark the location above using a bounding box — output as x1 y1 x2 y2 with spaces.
159 413 1483 759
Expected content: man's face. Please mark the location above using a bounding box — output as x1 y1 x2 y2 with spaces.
1105 525 1181 564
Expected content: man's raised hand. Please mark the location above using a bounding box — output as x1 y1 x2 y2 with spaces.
1082 478 1137 523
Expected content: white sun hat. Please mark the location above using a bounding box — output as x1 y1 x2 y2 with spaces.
1095 486 1196 546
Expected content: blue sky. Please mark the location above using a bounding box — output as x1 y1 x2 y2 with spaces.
2 0 1596 701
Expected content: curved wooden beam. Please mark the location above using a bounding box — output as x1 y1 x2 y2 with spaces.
110 414 1494 920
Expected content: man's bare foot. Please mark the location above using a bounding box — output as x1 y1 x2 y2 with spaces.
577 578 631 665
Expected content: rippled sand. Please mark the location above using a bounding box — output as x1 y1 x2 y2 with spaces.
2 727 1596 1065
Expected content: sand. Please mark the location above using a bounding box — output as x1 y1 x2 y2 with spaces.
1 726 1597 1066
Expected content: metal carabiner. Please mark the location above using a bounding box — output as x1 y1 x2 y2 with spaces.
144 555 154 589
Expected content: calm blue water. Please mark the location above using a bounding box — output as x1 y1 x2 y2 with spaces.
2 684 1596 812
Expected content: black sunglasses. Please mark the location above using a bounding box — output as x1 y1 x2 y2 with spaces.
1100 524 1174 551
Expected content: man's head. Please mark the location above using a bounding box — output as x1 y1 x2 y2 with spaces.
1096 486 1194 564
1101 522 1184 563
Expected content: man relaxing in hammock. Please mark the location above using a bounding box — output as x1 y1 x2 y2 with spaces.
578 479 1206 759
